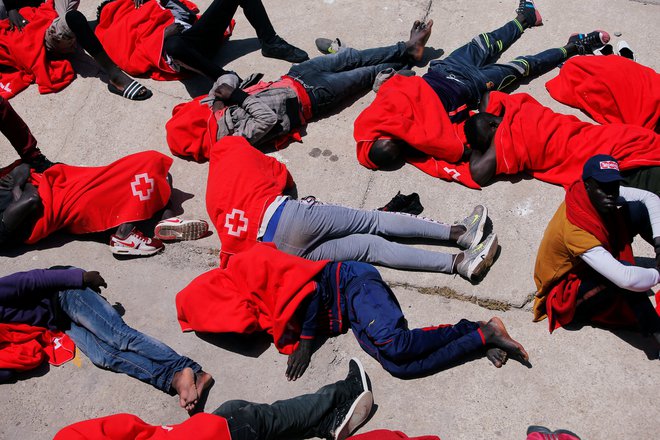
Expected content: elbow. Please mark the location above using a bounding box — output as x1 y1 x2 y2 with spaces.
469 162 490 186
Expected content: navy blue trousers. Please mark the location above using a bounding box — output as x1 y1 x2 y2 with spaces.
337 262 485 378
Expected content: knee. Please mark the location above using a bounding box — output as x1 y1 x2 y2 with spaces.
163 35 187 58
64 10 87 31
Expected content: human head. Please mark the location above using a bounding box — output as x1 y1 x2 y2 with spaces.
582 154 624 215
369 138 408 169
464 113 501 152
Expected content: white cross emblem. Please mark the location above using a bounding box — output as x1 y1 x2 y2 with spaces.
131 173 155 201
225 209 248 237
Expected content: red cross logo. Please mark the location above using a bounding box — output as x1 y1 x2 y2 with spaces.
131 173 155 201
224 209 248 237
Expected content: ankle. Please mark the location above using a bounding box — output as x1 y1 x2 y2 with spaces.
515 14 528 29
452 253 464 272
449 225 467 241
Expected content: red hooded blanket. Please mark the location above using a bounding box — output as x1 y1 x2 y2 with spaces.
206 136 294 267
353 75 478 189
0 2 75 98
544 181 641 331
486 92 660 188
26 150 172 244
176 243 328 355
0 323 75 373
95 0 233 81
55 413 439 440
546 56 660 132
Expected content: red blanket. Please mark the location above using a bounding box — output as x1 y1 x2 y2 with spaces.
26 151 172 244
176 243 328 355
206 136 294 267
487 92 660 188
0 323 75 372
0 2 75 98
546 56 660 132
54 413 230 440
350 431 440 440
95 0 233 81
353 75 478 188
546 181 638 331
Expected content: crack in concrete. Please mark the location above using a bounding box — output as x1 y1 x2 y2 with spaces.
359 172 375 209
389 281 536 311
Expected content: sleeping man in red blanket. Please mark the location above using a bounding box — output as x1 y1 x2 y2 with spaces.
0 98 208 255
463 91 660 192
353 0 610 188
2 0 152 100
206 136 498 282
176 242 529 380
533 155 660 357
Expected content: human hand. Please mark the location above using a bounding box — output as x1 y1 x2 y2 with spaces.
213 83 235 102
285 339 312 381
8 10 29 32
654 237 660 269
134 0 146 8
83 271 108 293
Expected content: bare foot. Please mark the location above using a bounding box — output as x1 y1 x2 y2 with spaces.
191 370 215 414
482 317 529 364
406 19 434 61
171 367 198 412
486 347 508 368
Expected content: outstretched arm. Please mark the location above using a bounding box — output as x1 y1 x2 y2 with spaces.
0 165 41 239
469 144 497 186
4 0 29 32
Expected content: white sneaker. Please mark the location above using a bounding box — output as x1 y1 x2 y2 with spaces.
154 217 209 241
617 40 636 61
456 233 498 281
109 228 164 256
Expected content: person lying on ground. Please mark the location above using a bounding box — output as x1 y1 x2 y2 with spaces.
177 243 529 380
533 155 660 356
166 20 433 159
2 0 153 99
0 154 208 256
161 0 308 80
463 91 660 191
353 0 610 185
55 358 376 440
0 267 214 412
206 136 498 281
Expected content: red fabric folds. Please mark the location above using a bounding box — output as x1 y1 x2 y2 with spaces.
54 413 230 440
349 430 440 440
95 0 234 81
0 2 75 98
545 181 636 331
206 136 294 267
176 243 328 355
546 56 660 132
486 92 660 188
353 75 478 188
0 323 74 372
26 151 173 244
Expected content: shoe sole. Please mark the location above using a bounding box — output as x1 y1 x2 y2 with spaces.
334 391 373 440
350 357 370 393
467 234 498 280
155 221 208 241
110 246 163 256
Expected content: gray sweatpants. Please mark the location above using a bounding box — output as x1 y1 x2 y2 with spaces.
271 199 455 272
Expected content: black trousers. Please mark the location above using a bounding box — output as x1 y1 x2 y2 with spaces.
163 0 276 79
212 380 353 440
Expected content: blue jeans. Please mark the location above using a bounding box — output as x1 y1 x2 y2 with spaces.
340 262 484 378
58 288 200 393
287 42 409 114
426 20 566 112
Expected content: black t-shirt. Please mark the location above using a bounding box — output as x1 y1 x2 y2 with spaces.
422 70 472 123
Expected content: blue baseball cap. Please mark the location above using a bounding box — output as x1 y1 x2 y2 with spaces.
582 154 624 183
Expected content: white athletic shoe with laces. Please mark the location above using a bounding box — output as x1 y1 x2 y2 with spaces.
109 228 164 256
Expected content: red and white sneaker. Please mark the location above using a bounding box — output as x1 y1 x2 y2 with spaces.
154 217 209 241
109 228 164 256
